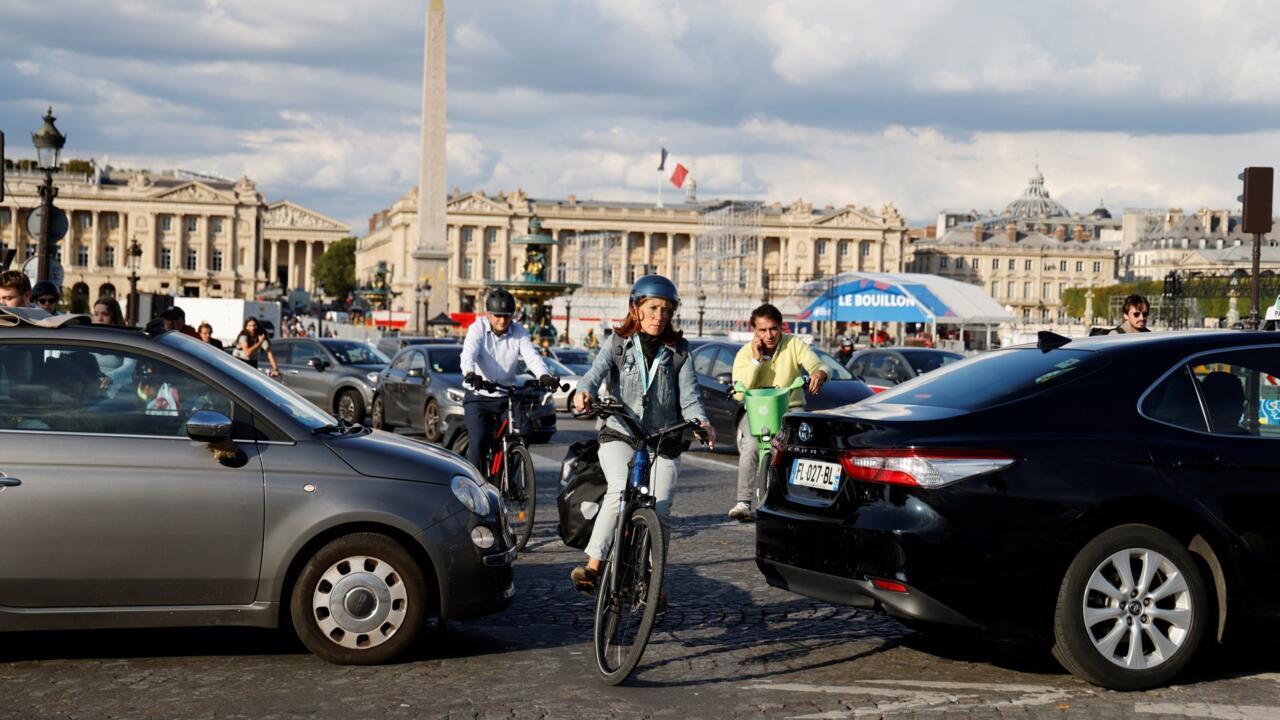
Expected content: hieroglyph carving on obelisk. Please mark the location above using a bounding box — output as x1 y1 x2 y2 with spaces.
414 0 451 320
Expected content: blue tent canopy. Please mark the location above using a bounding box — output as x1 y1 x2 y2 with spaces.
794 273 1013 325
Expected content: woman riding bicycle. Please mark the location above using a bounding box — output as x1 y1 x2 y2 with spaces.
570 275 715 593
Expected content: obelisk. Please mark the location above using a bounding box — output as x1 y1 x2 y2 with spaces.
413 0 451 324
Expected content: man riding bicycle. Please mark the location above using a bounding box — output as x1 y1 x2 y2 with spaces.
728 303 827 522
570 275 715 594
460 288 558 473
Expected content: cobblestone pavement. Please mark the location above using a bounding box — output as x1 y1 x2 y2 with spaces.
3 419 1279 719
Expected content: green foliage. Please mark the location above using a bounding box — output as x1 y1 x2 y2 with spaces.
63 159 94 175
1062 281 1162 323
312 236 357 298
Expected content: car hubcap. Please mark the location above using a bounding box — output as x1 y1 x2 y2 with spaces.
1082 547 1192 670
426 405 438 434
313 555 408 650
339 396 356 422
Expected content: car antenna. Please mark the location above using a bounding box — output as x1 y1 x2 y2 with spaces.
1037 331 1071 352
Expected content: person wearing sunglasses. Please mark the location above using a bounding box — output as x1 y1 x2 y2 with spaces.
1108 294 1151 334
459 287 557 472
31 281 60 314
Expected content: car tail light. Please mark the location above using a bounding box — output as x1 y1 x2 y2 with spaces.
838 448 1014 489
870 577 909 594
769 434 785 467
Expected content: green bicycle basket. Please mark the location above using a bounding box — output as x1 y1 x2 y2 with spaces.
735 377 804 438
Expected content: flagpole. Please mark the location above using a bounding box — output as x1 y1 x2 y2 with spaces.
657 170 664 208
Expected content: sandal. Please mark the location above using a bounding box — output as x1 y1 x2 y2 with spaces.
570 565 599 595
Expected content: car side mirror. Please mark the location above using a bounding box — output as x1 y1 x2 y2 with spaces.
714 372 733 386
187 410 232 442
407 367 424 378
306 357 328 370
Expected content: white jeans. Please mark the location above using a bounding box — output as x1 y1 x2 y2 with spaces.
585 440 680 561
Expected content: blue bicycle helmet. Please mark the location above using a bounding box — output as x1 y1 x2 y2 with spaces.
629 274 680 308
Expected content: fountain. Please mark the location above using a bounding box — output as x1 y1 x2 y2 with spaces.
487 217 579 345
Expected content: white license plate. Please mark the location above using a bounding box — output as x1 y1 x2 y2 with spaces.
790 458 842 492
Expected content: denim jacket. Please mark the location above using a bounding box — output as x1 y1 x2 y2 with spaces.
577 333 707 441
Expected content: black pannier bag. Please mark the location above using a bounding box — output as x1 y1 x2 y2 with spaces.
557 438 608 549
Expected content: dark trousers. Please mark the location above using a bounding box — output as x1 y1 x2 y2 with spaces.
464 394 507 476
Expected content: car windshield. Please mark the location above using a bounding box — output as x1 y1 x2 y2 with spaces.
426 348 462 374
811 348 854 380
865 347 1108 411
163 333 338 430
324 341 388 365
900 349 965 375
555 350 590 364
527 357 572 376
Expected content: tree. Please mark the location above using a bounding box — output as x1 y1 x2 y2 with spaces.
312 236 357 300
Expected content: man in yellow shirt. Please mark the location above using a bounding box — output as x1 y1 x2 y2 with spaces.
728 304 827 521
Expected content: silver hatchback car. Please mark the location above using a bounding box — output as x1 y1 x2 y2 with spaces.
0 319 515 664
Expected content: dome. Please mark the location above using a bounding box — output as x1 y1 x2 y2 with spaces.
1089 199 1112 219
1002 164 1070 219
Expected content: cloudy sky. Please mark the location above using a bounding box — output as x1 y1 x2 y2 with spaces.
4 0 1280 230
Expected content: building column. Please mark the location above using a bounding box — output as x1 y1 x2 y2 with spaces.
87 211 99 271
643 232 654 274
305 239 315 292
500 226 512 281
550 239 559 282
448 225 461 281
287 239 297 289
665 233 674 277
756 235 766 291
618 232 631 284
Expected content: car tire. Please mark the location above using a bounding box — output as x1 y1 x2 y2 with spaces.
450 430 468 457
336 389 365 425
1051 524 1208 690
372 395 394 431
423 399 443 443
290 532 429 665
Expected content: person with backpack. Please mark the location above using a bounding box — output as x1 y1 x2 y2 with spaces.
569 275 715 594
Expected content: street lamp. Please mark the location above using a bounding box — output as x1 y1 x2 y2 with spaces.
419 280 432 336
127 239 143 326
564 290 574 345
697 287 707 338
31 107 66 284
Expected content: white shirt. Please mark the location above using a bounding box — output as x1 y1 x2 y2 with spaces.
460 317 551 397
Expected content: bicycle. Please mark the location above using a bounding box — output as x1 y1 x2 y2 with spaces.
735 376 804 509
465 376 562 552
574 398 708 685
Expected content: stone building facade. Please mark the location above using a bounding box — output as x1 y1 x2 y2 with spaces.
1124 208 1280 280
0 164 348 308
358 186 908 337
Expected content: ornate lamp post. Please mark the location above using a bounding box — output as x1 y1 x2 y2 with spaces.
564 290 574 345
697 287 707 338
127 239 143 326
419 280 432 336
31 107 66 284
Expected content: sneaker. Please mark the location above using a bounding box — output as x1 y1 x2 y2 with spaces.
728 501 754 522
571 565 599 595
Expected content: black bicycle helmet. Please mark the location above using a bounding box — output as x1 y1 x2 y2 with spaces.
629 274 680 308
485 288 516 314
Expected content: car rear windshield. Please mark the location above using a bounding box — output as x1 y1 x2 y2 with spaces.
864 347 1107 410
324 341 389 365
427 348 462 374
900 349 964 375
811 348 854 380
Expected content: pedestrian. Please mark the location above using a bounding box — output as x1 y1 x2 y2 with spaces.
31 281 60 314
0 270 32 309
92 296 125 326
197 322 223 349
570 275 714 596
1108 294 1151 334
234 317 281 378
584 327 599 351
160 306 200 338
728 303 828 522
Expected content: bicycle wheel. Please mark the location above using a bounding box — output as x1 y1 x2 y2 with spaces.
753 450 772 509
593 507 665 685
502 443 537 552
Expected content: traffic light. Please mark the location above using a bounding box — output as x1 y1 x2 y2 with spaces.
1237 166 1273 234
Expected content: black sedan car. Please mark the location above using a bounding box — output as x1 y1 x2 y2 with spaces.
687 339 873 451
845 347 964 393
757 331 1280 690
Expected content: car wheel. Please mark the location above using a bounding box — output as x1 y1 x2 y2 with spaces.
423 399 443 443
372 395 394 431
290 532 429 665
336 389 365 425
450 430 469 457
1051 524 1208 690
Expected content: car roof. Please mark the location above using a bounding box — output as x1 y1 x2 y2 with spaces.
1027 329 1278 354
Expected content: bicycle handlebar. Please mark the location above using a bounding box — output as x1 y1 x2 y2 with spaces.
465 376 568 394
573 398 709 447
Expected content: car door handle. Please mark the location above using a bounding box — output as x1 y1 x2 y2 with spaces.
288 369 300 375
0 475 21 487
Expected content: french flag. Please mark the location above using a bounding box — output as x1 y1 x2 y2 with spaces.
658 147 689 189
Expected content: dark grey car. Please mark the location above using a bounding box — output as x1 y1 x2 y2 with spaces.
845 347 965 394
0 322 515 665
273 338 389 424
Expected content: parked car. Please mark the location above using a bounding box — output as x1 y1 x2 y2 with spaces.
548 347 593 375
371 344 557 446
0 320 515 664
272 338 390 423
756 330 1280 690
845 347 965 393
375 334 459 359
686 339 874 452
